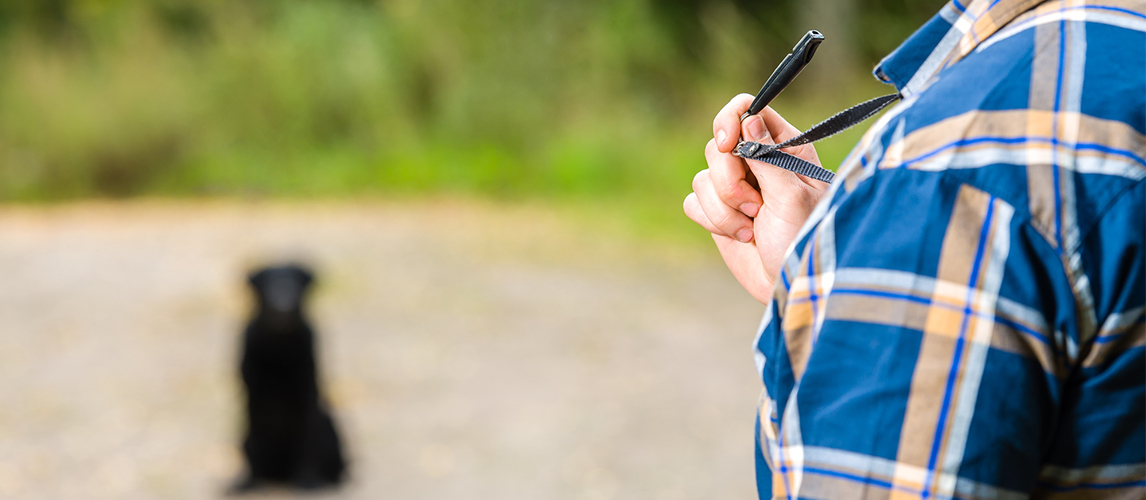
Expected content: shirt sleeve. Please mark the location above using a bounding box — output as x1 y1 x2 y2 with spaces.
753 168 1115 499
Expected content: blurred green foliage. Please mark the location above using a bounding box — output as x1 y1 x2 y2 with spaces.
0 0 943 221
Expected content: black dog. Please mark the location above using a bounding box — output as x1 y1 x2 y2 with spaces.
232 265 346 492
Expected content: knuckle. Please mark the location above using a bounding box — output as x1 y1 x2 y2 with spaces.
709 211 732 229
708 207 739 230
716 218 744 236
715 178 742 201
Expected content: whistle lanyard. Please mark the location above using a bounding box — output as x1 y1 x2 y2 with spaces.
734 92 901 184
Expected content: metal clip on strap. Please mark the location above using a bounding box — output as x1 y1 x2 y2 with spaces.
734 93 901 184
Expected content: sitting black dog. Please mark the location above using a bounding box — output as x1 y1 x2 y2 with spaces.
232 264 346 492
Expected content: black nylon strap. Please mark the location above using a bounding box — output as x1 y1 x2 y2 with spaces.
753 150 837 183
734 93 900 184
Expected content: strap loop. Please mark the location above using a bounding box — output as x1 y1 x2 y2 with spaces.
734 93 900 184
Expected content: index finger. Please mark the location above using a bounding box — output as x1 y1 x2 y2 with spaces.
712 94 755 153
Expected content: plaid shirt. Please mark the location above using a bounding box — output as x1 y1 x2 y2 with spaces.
753 1 1145 498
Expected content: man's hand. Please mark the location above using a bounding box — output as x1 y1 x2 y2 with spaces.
684 94 829 304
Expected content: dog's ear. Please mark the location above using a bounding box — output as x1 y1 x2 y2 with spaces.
297 266 315 289
248 268 268 289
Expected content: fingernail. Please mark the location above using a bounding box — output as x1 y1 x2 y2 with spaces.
716 129 727 148
736 228 754 243
739 202 759 218
746 117 766 142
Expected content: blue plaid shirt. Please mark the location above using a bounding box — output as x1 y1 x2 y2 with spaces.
753 1 1145 498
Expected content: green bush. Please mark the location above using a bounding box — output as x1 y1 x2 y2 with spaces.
0 0 937 206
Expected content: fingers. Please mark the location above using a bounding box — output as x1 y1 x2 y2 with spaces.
690 167 756 243
744 106 821 166
712 94 755 153
686 137 762 244
711 95 822 180
756 106 801 143
704 139 763 218
739 106 827 191
694 95 831 306
741 113 773 145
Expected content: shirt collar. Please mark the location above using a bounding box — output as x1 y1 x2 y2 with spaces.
874 0 1048 96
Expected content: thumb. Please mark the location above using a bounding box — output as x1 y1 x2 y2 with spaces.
742 115 773 144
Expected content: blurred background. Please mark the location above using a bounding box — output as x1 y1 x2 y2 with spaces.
0 0 944 498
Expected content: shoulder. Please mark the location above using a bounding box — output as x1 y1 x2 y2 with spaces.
833 8 1145 251
786 3 1146 339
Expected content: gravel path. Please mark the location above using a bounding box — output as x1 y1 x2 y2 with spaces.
0 200 765 499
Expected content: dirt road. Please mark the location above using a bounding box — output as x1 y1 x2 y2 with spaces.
0 200 765 499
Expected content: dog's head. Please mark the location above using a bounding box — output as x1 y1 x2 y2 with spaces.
247 264 315 314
